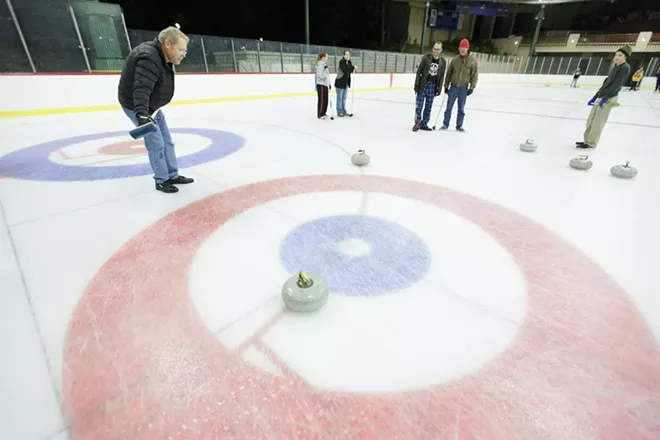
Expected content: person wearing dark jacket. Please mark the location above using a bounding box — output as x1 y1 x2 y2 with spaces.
334 50 356 117
576 45 631 149
413 42 446 131
118 26 193 193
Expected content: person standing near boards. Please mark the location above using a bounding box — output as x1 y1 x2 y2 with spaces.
335 50 357 117
412 41 446 131
315 52 331 119
440 38 478 132
630 67 644 91
571 68 581 88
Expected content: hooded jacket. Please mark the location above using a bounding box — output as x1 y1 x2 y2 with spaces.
315 61 330 87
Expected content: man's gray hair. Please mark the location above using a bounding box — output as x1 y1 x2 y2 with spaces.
158 26 189 45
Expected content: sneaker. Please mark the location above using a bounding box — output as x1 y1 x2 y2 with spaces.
167 175 194 185
456 127 465 132
156 182 179 193
439 125 448 130
420 125 432 131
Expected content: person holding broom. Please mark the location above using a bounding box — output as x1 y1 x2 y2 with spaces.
576 45 631 149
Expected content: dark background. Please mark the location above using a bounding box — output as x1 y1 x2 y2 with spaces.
103 0 657 49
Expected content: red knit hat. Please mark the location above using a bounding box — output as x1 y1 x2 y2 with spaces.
459 38 470 49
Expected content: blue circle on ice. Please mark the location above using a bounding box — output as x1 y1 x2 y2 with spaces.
280 215 432 296
0 128 245 181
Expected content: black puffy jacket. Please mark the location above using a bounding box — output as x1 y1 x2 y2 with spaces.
118 38 175 117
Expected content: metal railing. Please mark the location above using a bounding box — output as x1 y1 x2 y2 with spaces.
1 0 659 80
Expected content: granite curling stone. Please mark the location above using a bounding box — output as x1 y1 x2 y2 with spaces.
519 139 538 152
281 271 329 313
610 161 637 179
351 150 371 166
569 155 593 171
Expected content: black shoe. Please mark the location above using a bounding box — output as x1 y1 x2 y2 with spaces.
456 127 465 132
576 143 594 149
156 182 179 193
420 125 432 131
167 175 194 185
439 125 448 130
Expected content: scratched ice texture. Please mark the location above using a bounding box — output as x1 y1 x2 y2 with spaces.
1 84 660 440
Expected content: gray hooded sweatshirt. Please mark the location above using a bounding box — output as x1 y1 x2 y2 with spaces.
316 61 330 87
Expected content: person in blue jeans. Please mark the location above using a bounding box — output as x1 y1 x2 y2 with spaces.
117 26 194 193
334 50 357 117
441 39 479 132
121 107 181 186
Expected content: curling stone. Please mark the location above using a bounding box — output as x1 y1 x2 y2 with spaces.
351 150 370 166
281 271 329 313
519 139 538 152
569 155 593 171
610 161 637 179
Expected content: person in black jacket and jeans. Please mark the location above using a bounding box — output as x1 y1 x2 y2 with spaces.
413 42 446 131
118 26 193 193
334 50 356 117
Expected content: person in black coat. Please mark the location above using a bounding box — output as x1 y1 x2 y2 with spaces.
118 26 194 193
334 50 357 117
413 42 446 131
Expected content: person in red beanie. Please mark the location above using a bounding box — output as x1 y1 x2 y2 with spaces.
440 38 479 132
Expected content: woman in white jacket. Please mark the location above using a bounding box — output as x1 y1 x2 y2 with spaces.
315 52 330 119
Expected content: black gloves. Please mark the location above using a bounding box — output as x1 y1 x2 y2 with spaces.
136 114 154 126
467 88 474 96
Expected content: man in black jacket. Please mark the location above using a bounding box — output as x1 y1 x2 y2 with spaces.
413 42 446 131
118 26 193 193
576 45 631 149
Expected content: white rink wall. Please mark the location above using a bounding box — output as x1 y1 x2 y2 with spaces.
0 72 608 114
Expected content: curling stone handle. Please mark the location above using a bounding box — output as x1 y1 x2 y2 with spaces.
297 271 314 288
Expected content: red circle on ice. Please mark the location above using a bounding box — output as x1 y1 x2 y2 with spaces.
97 140 145 156
63 175 660 440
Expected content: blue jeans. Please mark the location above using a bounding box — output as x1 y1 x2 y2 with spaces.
122 107 179 184
415 82 436 126
443 85 468 128
336 87 348 115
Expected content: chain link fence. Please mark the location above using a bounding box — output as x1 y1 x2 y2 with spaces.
2 0 659 81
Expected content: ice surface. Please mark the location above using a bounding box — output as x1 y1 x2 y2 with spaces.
1 83 660 439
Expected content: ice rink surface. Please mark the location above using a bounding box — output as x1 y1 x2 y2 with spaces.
1 82 660 440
